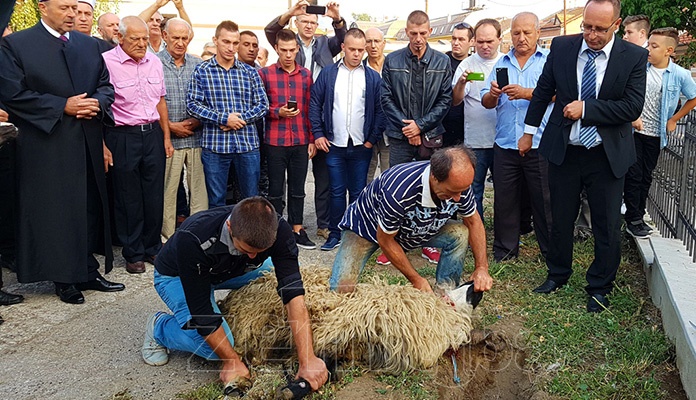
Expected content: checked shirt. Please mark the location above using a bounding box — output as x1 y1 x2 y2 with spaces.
186 57 269 154
258 62 314 146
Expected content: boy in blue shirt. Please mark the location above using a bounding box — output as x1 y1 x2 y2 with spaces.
624 27 696 238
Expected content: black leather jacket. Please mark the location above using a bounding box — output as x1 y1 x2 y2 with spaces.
380 45 453 140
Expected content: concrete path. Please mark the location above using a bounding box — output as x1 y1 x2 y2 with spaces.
634 229 696 400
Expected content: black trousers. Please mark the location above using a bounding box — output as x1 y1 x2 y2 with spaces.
105 124 165 263
266 144 309 226
442 113 464 148
623 133 660 223
0 141 16 262
312 150 330 229
546 145 624 295
492 145 552 261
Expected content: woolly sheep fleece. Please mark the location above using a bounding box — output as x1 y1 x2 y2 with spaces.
220 266 474 374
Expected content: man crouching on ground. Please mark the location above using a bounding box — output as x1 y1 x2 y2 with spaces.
329 146 493 293
141 197 328 391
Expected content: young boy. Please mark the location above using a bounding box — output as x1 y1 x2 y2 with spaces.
624 27 696 238
622 15 651 48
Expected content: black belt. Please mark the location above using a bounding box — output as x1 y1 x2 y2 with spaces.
111 122 158 133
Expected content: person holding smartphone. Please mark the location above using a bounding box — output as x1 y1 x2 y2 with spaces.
452 18 503 222
258 29 317 250
480 12 553 263
264 0 347 242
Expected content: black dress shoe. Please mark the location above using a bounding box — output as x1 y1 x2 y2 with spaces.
0 289 24 306
533 279 565 294
76 276 125 292
587 294 610 313
55 284 85 304
0 314 4 325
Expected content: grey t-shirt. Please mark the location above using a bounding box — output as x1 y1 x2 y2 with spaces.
637 65 666 138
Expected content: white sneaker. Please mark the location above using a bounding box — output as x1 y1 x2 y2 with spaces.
142 312 169 366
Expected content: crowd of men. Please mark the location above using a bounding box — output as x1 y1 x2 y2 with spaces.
1 0 695 393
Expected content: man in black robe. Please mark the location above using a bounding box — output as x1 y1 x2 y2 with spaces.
0 0 125 304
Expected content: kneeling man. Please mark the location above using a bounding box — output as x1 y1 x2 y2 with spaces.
143 197 328 391
329 146 493 293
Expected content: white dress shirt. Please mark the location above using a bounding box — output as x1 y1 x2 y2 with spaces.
331 60 367 147
523 35 616 146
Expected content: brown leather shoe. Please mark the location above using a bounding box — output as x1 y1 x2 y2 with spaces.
126 261 146 274
316 228 329 239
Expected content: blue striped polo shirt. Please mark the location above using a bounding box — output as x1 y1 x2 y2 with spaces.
340 161 476 250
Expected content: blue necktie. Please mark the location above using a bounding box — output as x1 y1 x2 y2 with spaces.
579 49 601 148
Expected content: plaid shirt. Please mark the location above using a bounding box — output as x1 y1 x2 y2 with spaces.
258 62 313 146
186 57 269 154
158 50 202 150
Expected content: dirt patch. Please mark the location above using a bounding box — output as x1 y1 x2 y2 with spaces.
329 316 537 400
427 317 534 400
335 375 409 400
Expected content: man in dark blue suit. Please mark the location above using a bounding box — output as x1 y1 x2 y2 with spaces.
0 0 125 304
522 0 647 312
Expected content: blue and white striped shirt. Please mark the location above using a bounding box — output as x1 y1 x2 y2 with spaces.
186 57 269 154
340 161 476 250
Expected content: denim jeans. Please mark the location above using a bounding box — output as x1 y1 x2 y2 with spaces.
326 142 373 239
388 137 420 167
328 221 470 291
152 258 273 360
201 148 260 208
472 148 494 221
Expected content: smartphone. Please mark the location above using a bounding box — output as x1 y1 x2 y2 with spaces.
287 100 298 111
468 72 485 81
496 67 509 88
305 5 326 15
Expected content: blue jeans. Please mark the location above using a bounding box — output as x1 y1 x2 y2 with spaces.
201 148 260 208
328 221 470 291
387 136 420 167
472 148 494 221
152 258 273 360
326 142 373 239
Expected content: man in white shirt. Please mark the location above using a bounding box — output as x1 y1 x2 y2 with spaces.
452 18 502 221
309 28 385 251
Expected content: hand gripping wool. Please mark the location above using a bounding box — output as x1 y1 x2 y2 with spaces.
220 266 475 374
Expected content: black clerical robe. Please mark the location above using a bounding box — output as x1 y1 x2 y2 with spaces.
0 24 115 283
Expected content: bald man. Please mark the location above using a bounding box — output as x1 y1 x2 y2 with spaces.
97 12 120 45
364 27 389 182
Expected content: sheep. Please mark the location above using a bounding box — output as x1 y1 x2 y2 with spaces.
220 266 475 374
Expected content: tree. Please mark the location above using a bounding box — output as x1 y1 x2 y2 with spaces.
9 0 39 32
352 12 374 22
9 0 120 34
622 0 696 67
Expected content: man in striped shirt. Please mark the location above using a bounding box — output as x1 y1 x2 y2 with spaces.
329 146 493 294
187 20 269 207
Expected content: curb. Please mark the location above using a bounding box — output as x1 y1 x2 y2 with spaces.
633 231 696 400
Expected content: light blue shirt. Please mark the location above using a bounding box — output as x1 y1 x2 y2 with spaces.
654 60 696 148
482 46 550 150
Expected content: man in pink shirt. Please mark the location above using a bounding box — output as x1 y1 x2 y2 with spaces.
103 16 174 274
